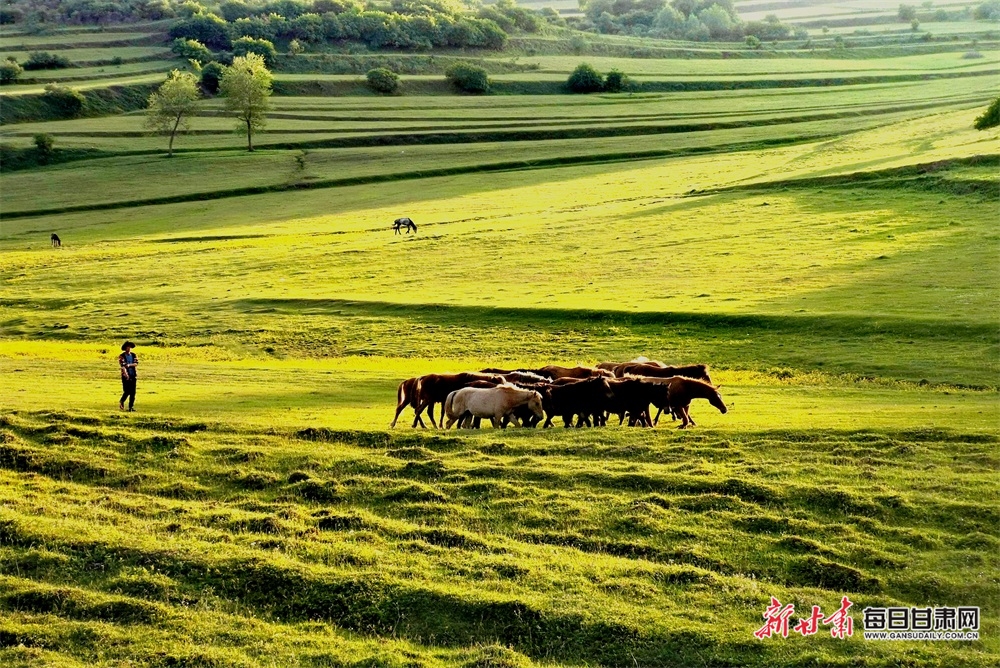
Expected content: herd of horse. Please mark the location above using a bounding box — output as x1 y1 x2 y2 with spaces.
390 358 728 430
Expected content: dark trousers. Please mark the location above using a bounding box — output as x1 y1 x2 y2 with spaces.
120 377 136 409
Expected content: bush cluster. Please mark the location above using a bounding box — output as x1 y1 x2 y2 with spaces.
366 67 399 94
0 58 23 84
567 63 632 93
446 63 490 94
573 0 803 42
23 52 73 71
42 83 86 118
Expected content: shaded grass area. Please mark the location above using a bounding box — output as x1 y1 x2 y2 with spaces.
0 410 997 667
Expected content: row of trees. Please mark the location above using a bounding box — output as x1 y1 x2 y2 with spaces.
145 53 272 155
168 1 554 54
575 0 806 41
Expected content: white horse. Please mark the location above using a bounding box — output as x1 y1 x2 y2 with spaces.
444 385 544 429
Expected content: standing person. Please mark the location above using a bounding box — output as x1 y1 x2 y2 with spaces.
118 341 139 411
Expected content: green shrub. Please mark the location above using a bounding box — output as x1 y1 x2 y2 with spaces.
366 68 399 94
973 96 1000 130
567 63 603 93
0 8 22 24
23 52 72 71
603 69 630 93
0 58 22 85
171 38 212 63
34 133 54 164
168 13 232 50
42 84 85 118
232 37 278 68
745 35 761 49
199 61 225 94
446 63 490 94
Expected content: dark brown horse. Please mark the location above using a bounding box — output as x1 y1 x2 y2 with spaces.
598 358 666 374
659 377 727 428
616 362 712 384
390 377 424 428
393 217 417 234
538 365 614 380
412 372 503 428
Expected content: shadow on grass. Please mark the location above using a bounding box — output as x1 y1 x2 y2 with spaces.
229 297 994 340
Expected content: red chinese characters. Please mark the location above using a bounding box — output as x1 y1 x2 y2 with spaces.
755 596 855 639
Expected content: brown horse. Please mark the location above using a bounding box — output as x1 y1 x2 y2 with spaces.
659 376 727 428
616 362 712 383
390 377 425 428
412 372 503 428
538 365 614 380
598 357 666 374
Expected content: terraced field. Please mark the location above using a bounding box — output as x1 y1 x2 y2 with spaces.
1 11 999 668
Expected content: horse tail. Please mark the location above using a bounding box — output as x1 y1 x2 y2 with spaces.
444 391 455 420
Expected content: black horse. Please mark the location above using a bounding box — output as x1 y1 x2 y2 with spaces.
393 218 417 234
51 233 61 248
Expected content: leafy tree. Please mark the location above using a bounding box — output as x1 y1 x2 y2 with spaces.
144 70 201 157
570 34 589 54
567 63 603 93
169 13 232 50
0 58 22 84
199 61 225 93
911 18 920 29
974 0 1000 20
366 67 400 93
0 8 23 24
171 37 212 62
232 36 278 66
445 63 490 93
898 4 917 21
34 133 54 164
219 53 273 151
288 38 305 55
973 96 1000 130
698 4 735 38
745 34 761 48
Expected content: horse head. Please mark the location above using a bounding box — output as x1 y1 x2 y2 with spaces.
708 385 727 414
527 391 544 418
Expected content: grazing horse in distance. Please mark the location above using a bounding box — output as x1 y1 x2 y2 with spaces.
393 218 417 234
659 377 727 428
51 233 61 248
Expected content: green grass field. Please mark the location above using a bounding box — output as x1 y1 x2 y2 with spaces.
1 13 999 667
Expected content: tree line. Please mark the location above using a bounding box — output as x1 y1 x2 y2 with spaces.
575 0 806 41
167 0 553 55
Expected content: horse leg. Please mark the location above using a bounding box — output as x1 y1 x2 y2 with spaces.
390 398 408 428
653 407 663 426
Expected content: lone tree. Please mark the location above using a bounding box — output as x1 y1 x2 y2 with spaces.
567 63 603 93
973 96 1000 130
219 53 272 152
144 70 201 157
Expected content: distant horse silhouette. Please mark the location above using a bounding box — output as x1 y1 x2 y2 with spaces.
393 218 417 234
51 233 61 248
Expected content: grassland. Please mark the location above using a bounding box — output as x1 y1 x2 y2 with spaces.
1 12 999 667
